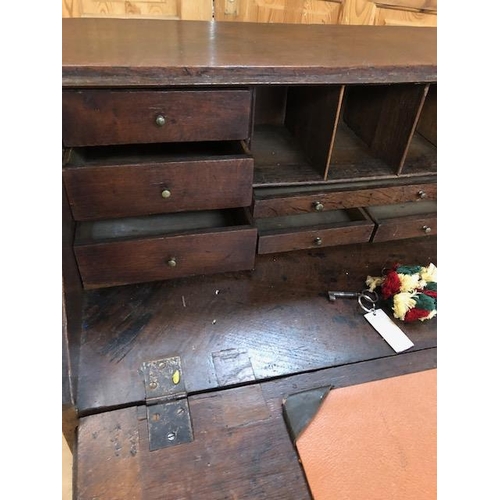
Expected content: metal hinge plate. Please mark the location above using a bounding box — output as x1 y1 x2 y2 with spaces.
141 356 193 451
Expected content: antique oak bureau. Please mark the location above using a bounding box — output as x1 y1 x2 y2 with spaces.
62 18 437 499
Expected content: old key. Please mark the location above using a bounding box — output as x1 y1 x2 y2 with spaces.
328 289 379 313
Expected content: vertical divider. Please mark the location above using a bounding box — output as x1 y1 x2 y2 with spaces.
284 85 345 179
323 85 345 180
416 84 437 147
343 83 430 174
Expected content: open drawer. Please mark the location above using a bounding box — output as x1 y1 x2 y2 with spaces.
255 208 374 254
252 179 436 218
63 142 253 221
366 200 437 242
74 209 257 289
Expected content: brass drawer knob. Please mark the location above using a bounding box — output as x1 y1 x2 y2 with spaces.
161 189 172 199
167 257 177 267
314 237 322 246
417 190 427 199
313 201 324 212
155 114 166 127
422 225 432 234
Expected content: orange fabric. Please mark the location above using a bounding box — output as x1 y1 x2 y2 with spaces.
296 369 436 500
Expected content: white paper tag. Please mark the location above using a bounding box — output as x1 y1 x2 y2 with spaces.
364 308 414 353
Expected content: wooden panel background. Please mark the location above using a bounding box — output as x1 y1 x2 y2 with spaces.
62 0 437 25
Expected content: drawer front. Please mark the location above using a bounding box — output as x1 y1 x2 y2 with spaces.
74 228 257 289
62 89 252 146
64 157 254 221
253 183 437 218
371 214 437 242
258 224 373 254
257 210 374 254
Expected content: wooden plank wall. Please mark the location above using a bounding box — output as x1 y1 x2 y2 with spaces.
62 0 437 25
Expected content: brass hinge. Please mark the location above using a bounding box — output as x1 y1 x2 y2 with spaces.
141 356 193 451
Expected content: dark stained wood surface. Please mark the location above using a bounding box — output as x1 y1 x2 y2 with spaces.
417 83 437 146
62 19 437 87
74 222 258 289
367 200 437 243
285 85 344 177
76 348 436 500
76 236 436 414
256 208 374 254
252 179 437 218
252 121 436 187
343 83 430 172
62 89 252 146
63 151 253 221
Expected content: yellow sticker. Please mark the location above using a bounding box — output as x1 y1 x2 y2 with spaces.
172 369 180 385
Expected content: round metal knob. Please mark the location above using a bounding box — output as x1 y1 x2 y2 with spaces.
161 189 171 199
155 114 166 127
417 190 427 199
422 226 432 234
313 201 324 212
313 237 322 246
167 257 177 267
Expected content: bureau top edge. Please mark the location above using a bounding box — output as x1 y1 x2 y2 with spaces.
62 19 437 88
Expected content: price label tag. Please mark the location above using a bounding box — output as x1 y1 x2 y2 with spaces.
364 309 414 353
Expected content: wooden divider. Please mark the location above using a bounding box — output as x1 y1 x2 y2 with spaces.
285 85 345 179
342 83 431 174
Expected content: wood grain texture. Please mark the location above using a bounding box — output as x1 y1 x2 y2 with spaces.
76 348 436 499
63 0 213 20
285 86 344 178
367 201 437 242
214 0 343 24
63 150 254 220
252 121 436 186
62 19 437 87
417 83 437 146
252 180 437 218
74 223 257 288
75 236 436 413
63 0 82 17
62 89 252 146
62 184 83 408
256 208 375 254
76 407 142 500
342 84 430 173
340 0 437 25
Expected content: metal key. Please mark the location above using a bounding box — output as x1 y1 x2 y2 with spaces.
328 289 379 313
328 291 361 302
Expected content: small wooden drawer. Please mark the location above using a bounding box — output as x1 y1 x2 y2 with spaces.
62 89 252 147
74 209 257 289
252 181 437 218
63 142 254 221
366 200 437 243
255 208 374 254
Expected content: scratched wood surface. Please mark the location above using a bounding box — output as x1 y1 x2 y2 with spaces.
76 347 436 499
76 235 437 414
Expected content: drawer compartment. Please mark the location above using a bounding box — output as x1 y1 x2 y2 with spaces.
62 89 252 147
253 180 436 218
256 208 374 254
74 209 257 289
63 142 254 221
366 201 437 242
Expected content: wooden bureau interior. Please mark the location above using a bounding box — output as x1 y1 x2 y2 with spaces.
62 18 437 499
